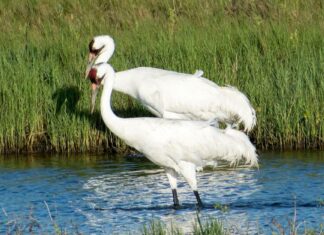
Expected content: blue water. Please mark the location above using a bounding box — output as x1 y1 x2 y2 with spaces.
0 151 323 234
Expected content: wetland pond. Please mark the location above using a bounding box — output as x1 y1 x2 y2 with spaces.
0 151 323 234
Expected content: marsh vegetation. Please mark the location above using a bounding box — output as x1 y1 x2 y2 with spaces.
0 0 323 153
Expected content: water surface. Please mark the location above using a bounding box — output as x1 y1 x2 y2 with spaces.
0 151 323 234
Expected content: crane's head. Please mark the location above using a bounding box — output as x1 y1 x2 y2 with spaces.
87 63 113 114
87 64 104 114
86 35 115 79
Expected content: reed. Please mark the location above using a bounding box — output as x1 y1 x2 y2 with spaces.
0 0 323 153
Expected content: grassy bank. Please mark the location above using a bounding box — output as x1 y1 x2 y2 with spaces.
3 211 323 234
0 0 323 153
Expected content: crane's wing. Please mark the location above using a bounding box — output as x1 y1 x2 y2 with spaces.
136 118 255 168
137 85 164 118
155 73 256 131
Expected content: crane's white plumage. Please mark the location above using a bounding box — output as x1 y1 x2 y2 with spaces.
89 63 258 206
87 35 257 132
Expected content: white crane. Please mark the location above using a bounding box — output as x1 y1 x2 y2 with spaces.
86 35 256 132
88 63 258 207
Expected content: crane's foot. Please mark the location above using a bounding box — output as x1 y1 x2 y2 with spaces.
172 189 180 209
194 190 204 208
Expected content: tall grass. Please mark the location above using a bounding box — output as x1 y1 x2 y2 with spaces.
0 0 323 153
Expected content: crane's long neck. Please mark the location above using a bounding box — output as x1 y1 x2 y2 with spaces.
95 49 114 64
94 48 137 97
112 72 137 97
100 68 127 139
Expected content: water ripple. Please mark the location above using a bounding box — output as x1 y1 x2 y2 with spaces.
0 152 323 234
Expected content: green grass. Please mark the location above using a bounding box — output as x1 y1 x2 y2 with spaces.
142 218 226 235
2 205 323 235
0 0 323 153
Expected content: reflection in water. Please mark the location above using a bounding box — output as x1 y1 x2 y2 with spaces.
0 152 323 234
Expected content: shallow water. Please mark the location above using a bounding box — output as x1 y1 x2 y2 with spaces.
0 151 323 234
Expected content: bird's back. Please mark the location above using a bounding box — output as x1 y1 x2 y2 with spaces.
122 117 258 171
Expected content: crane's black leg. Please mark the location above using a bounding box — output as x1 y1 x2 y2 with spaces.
172 189 180 209
194 190 203 208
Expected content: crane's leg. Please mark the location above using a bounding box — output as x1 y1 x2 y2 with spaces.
172 189 180 208
165 169 180 208
178 161 204 208
193 191 203 207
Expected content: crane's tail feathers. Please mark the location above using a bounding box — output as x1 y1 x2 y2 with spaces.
223 86 257 132
228 149 258 168
225 128 258 168
243 106 257 133
242 151 259 168
228 154 258 168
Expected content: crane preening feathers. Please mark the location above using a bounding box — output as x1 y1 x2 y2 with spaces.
86 35 257 132
87 63 258 207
